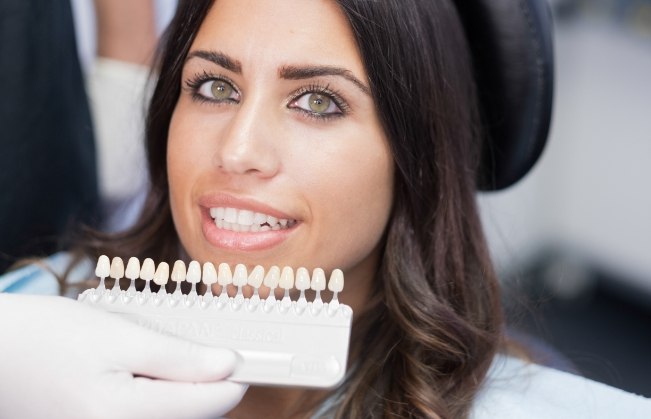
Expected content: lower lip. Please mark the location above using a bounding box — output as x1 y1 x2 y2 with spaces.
200 207 296 252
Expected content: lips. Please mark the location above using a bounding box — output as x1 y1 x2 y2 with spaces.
199 194 300 251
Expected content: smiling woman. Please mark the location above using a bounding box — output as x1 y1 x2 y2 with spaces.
2 0 648 418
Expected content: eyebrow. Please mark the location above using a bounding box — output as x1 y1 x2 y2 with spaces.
186 50 242 73
279 65 371 96
186 50 370 96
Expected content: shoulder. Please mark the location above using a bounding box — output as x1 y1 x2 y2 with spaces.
0 252 93 296
471 354 651 419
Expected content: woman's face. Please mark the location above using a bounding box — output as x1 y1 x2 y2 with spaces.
167 0 394 302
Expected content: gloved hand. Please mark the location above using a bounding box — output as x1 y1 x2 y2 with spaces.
0 293 246 419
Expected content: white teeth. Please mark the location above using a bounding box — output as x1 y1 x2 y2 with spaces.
95 255 110 278
295 267 310 291
209 206 296 232
186 261 201 284
125 257 141 280
171 260 186 283
110 257 124 279
202 262 217 285
233 264 248 286
153 262 169 285
264 266 280 289
311 268 326 291
328 269 344 293
94 256 346 309
279 267 294 290
224 207 238 223
140 258 155 281
218 263 233 285
248 265 265 288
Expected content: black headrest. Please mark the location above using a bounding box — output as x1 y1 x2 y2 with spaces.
455 0 554 190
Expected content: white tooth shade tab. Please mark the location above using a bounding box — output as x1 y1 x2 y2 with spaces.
153 262 169 285
89 256 347 308
171 260 187 283
110 257 124 279
140 258 155 281
202 262 217 285
125 257 141 280
233 264 248 286
248 265 265 288
295 268 310 291
218 263 233 285
263 266 280 289
95 255 110 278
186 261 202 284
328 269 344 293
311 268 326 291
279 267 294 290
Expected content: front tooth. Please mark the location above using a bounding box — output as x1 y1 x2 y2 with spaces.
95 255 110 278
110 257 124 279
233 264 248 286
140 258 155 281
218 263 233 285
328 269 344 292
238 210 254 226
202 262 217 285
186 261 201 284
224 207 238 223
153 262 169 285
253 212 267 224
125 257 141 280
295 267 310 291
171 260 186 283
248 265 264 288
264 266 280 288
279 267 294 289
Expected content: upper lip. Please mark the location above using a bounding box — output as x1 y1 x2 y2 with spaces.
198 193 298 221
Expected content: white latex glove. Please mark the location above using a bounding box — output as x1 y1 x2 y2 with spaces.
0 293 246 419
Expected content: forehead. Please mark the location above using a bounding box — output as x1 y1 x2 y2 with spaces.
190 0 366 76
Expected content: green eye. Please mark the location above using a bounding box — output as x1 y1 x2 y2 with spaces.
211 80 234 100
308 93 331 113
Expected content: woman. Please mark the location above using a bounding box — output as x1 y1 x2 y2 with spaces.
1 1 649 418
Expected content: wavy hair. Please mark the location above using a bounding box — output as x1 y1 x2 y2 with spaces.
78 1 503 417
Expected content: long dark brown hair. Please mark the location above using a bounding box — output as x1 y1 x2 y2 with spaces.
78 1 503 417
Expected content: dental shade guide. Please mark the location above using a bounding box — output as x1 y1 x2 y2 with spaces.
78 255 353 388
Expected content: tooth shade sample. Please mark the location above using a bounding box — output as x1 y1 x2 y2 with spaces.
263 266 280 289
295 267 310 291
233 264 248 286
153 262 169 285
110 257 124 279
95 255 110 278
311 268 326 291
218 263 233 285
279 267 294 290
186 261 202 284
125 257 141 280
248 265 265 288
202 262 217 285
170 260 186 283
328 269 344 292
140 258 155 281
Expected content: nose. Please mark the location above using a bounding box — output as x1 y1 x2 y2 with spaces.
213 98 281 178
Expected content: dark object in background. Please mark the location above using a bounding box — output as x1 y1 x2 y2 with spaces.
0 0 98 273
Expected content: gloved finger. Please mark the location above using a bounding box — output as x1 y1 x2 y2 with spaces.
118 378 247 419
114 324 240 382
